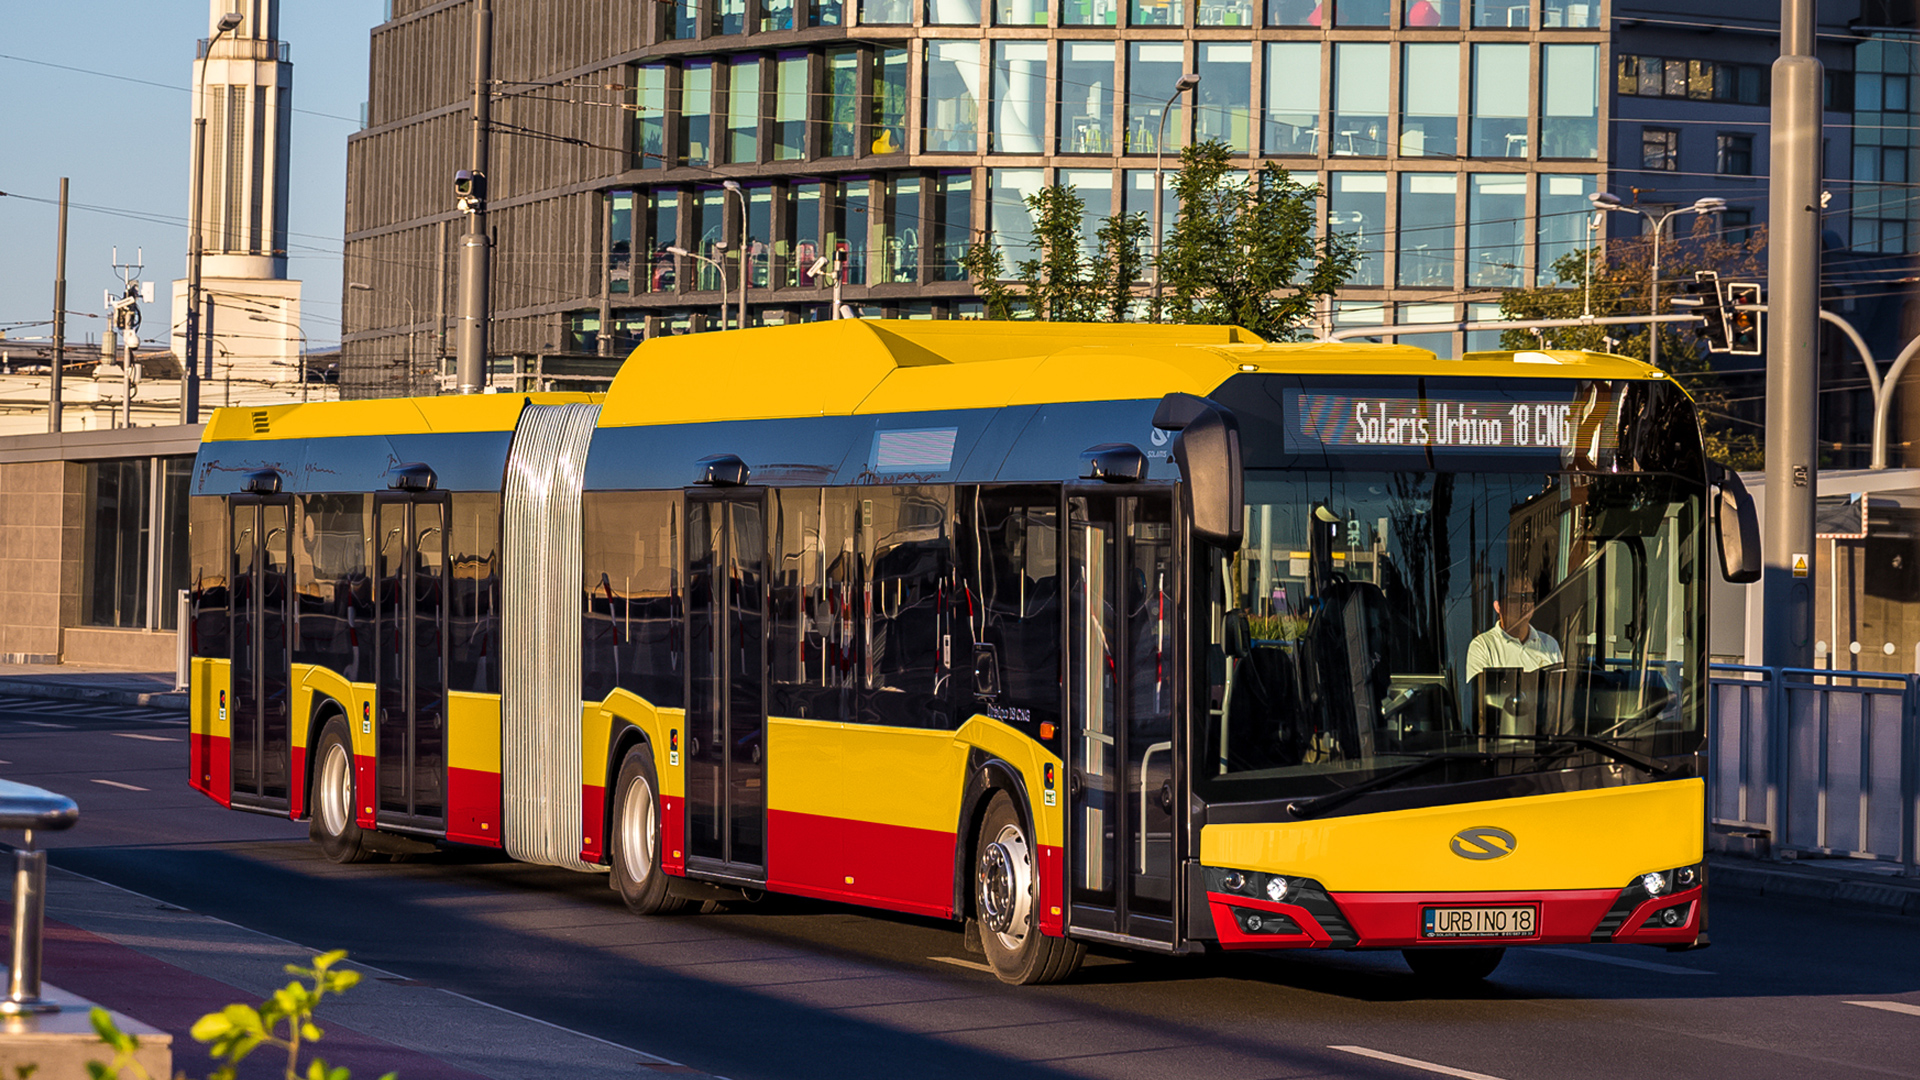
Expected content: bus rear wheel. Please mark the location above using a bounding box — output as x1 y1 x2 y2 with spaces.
310 718 376 864
975 791 1083 985
1403 947 1505 982
610 747 687 916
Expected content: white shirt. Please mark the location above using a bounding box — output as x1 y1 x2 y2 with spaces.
1464 622 1563 685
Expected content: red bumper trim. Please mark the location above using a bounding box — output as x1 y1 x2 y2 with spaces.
1333 889 1621 949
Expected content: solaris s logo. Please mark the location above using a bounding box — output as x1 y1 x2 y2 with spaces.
1148 426 1172 448
1449 826 1517 860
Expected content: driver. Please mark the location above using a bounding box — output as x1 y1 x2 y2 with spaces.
1464 584 1562 685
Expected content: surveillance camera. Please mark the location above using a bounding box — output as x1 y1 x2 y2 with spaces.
808 256 830 278
453 169 487 210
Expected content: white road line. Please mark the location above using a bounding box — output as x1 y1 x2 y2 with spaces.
112 732 179 742
1330 1046 1511 1080
1847 1000 1920 1017
89 779 149 792
1532 947 1715 976
15 720 72 729
928 956 995 973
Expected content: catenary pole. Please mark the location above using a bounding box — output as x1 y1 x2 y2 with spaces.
48 178 66 434
455 0 493 395
1763 0 1822 669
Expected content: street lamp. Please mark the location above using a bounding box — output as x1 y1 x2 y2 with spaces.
1151 73 1201 322
183 9 245 424
248 314 311 401
349 282 418 396
1588 192 1727 368
722 180 749 331
668 245 729 332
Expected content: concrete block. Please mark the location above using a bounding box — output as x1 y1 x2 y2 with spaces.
0 984 171 1080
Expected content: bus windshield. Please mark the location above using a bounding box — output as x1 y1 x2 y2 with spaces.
1199 468 1706 805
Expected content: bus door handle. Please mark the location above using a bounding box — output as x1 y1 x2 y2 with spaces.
1139 740 1173 871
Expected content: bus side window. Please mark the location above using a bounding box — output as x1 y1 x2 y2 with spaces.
769 488 859 722
859 486 954 730
293 493 371 682
581 491 683 710
448 492 502 695
189 494 231 660
957 486 1061 746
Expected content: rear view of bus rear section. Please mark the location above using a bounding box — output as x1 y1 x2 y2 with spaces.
184 322 1759 985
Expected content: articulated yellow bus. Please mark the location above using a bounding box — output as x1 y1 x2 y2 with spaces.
185 321 1757 984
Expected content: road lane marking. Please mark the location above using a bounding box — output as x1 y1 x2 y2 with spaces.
1848 1000 1920 1017
1532 947 1714 975
90 779 149 792
112 732 179 742
928 956 995 973
1330 1046 1510 1080
15 720 72 729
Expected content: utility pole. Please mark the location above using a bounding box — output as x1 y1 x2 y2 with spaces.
49 178 67 434
1763 0 1822 670
454 0 493 396
186 11 244 423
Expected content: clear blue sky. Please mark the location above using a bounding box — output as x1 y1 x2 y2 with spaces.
0 1 384 353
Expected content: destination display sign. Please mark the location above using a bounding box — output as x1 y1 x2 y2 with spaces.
1285 388 1622 456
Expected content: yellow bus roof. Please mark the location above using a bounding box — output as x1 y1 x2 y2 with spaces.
200 391 599 443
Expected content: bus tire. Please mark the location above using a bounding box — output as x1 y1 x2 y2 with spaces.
610 748 687 916
975 791 1083 985
310 719 375 864
1402 947 1505 982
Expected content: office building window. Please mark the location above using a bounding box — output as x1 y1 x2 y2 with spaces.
1059 42 1116 153
1405 0 1458 26
681 61 714 167
1398 172 1457 288
1618 56 1766 104
1541 44 1598 158
1471 43 1529 157
992 41 1048 153
933 172 973 281
990 168 1046 260
1263 42 1319 156
1721 207 1754 246
1332 42 1390 157
1541 0 1595 26
1335 0 1389 25
930 0 982 22
1468 174 1525 288
829 49 859 157
645 190 678 293
669 0 699 38
1123 169 1179 258
862 0 913 23
1125 42 1188 154
786 182 825 285
1333 300 1390 339
1268 0 1314 22
714 0 746 34
764 0 796 30
1060 168 1116 258
1195 43 1252 153
874 48 908 154
1465 302 1507 352
1536 173 1595 285
812 0 845 26
694 188 727 289
1400 43 1460 158
835 179 873 284
1063 0 1119 25
1197 0 1252 25
1716 132 1754 175
745 186 773 288
771 55 807 161
1132 0 1183 28
634 64 667 169
1473 0 1525 26
728 59 760 164
1642 127 1678 171
610 191 634 295
1329 172 1386 287
1397 303 1455 358
884 176 921 283
996 0 1049 24
926 42 983 153
84 459 152 629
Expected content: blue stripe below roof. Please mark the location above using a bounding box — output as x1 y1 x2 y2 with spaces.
191 431 516 496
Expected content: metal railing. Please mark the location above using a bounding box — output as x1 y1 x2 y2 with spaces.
0 780 79 1014
1708 664 1920 874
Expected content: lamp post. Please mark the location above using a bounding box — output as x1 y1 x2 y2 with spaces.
248 314 311 401
349 282 417 396
722 180 749 331
183 10 244 424
668 245 729 331
1151 72 1201 322
1588 192 1726 369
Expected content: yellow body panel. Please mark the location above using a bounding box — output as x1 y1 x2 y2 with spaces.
951 716 1066 848
596 690 687 798
191 658 231 739
448 692 501 775
200 392 597 443
290 664 373 757
1201 779 1704 893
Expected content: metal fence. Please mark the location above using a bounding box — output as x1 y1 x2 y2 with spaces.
1709 664 1920 873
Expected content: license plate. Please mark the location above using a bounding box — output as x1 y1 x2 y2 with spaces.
1422 905 1538 938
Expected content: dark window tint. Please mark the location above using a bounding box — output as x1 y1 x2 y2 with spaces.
189 496 230 659
958 487 1062 743
583 491 685 708
83 458 151 628
769 488 862 721
448 492 502 694
860 487 955 728
292 494 371 680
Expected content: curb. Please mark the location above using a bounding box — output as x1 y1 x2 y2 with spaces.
0 678 188 713
1708 855 1920 916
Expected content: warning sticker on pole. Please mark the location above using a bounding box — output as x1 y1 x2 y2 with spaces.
1792 553 1809 578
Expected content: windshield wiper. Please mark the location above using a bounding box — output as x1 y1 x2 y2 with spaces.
1488 733 1673 776
1286 753 1493 820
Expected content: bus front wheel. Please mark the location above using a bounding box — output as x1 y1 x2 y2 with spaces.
610 747 687 916
310 719 375 864
975 791 1083 985
1402 947 1505 982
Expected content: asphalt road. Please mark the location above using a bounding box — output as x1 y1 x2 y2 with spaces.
5 693 1919 1080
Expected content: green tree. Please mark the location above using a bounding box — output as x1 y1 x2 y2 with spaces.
960 235 1017 321
1157 140 1360 338
1014 185 1094 322
1090 209 1150 323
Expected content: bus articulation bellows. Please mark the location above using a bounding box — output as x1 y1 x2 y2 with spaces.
185 320 1757 984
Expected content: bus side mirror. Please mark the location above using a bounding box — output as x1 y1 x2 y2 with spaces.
1712 466 1761 584
1223 609 1253 659
1156 393 1243 550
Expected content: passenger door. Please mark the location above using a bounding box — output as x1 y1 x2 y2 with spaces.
1067 491 1179 946
373 495 449 831
229 497 293 810
685 492 769 882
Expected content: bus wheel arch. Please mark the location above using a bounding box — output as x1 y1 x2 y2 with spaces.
609 742 688 916
303 695 346 823
603 721 649 867
952 757 1032 921
310 715 376 864
973 789 1084 985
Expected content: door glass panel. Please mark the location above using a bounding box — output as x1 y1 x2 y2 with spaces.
728 501 767 868
1069 496 1117 908
375 501 409 816
259 503 293 801
412 501 447 821
230 504 259 794
686 499 726 862
1125 497 1175 918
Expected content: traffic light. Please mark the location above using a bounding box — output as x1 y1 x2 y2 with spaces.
1686 270 1731 353
1723 282 1762 355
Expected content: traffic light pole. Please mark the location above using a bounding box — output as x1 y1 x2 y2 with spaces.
1763 0 1822 670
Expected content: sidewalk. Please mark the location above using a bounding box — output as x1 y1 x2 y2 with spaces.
0 663 185 711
